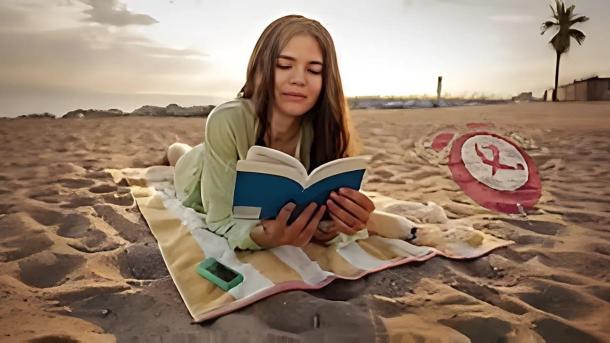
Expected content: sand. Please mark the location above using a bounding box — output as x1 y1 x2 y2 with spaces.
0 101 609 342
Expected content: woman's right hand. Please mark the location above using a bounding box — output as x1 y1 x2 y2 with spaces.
250 202 326 249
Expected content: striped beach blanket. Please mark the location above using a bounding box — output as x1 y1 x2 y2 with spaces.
107 166 511 322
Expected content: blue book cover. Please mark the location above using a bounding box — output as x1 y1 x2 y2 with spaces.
232 146 369 223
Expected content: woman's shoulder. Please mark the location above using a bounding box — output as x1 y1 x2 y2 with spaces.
207 98 256 126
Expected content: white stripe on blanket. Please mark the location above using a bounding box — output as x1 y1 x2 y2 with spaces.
336 242 388 271
271 246 333 285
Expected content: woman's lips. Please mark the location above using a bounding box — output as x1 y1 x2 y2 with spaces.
282 92 306 100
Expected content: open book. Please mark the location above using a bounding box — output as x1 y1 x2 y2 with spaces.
232 145 369 223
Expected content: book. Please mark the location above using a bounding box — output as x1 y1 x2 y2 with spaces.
232 145 369 223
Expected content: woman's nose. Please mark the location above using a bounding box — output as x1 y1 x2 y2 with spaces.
289 68 306 86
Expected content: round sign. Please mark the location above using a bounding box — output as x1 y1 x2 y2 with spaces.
449 132 541 214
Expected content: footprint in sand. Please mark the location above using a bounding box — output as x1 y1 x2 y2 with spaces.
58 178 95 189
564 211 610 226
53 143 70 153
0 203 14 214
29 208 66 226
545 273 589 286
60 196 99 209
366 258 450 302
517 279 600 321
438 316 512 343
88 184 117 194
537 251 610 282
56 212 121 253
513 235 556 248
587 285 610 304
589 243 610 257
309 278 368 301
93 204 149 243
0 214 55 262
29 335 81 343
57 213 94 238
18 252 85 288
533 318 601 343
448 276 527 315
27 187 62 204
67 232 119 253
448 257 505 280
85 170 112 179
117 243 168 280
1 234 54 263
102 193 134 206
501 218 564 236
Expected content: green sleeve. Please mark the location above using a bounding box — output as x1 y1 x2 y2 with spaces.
200 108 263 251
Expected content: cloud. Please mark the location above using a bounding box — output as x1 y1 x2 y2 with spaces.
0 26 207 93
0 1 88 32
79 0 158 26
0 1 210 97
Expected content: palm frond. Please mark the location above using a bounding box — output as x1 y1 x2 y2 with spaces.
570 15 590 25
556 0 564 16
550 2 558 18
566 4 575 17
540 20 558 35
569 29 586 45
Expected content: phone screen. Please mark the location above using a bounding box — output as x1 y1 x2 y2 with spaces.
208 261 239 282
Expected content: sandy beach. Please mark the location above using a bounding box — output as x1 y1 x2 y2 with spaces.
1 101 609 342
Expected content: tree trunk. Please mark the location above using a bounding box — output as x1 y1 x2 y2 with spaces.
553 51 561 102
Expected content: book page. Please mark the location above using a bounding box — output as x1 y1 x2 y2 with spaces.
304 156 369 188
236 160 306 187
246 145 307 176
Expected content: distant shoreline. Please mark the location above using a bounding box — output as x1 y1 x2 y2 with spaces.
2 96 531 119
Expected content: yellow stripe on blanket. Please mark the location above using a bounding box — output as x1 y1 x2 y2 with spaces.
236 250 304 284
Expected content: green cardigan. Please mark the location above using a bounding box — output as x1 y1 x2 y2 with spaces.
174 98 368 250
173 98 314 250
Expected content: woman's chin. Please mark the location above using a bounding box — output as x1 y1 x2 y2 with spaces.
278 103 314 117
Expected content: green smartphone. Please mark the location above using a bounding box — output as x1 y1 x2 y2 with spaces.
196 257 244 291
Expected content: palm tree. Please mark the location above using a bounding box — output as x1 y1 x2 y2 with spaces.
540 0 589 101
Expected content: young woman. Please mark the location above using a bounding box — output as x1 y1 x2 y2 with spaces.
168 15 375 250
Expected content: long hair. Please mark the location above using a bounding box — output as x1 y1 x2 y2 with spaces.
239 15 360 171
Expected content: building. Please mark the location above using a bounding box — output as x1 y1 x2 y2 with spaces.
550 76 610 101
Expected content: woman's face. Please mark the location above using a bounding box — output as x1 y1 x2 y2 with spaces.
272 34 323 119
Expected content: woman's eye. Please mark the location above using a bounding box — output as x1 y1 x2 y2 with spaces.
276 64 321 75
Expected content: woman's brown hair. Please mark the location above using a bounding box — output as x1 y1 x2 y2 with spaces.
239 15 360 171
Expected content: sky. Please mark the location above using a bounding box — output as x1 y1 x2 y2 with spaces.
0 0 609 117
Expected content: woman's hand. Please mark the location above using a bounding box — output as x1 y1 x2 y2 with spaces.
326 188 375 235
251 202 326 249
312 220 339 243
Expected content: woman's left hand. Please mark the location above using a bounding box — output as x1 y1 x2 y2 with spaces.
326 188 375 235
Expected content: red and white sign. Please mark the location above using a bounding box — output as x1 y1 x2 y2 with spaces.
449 132 541 214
